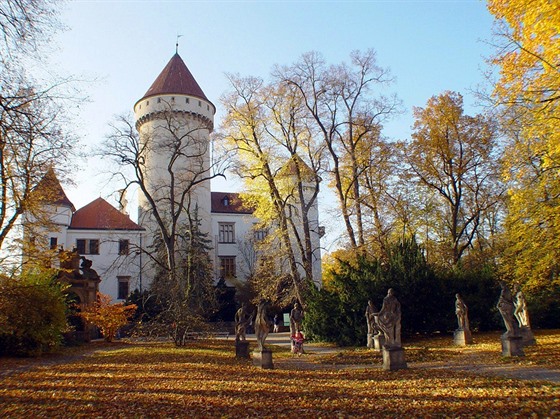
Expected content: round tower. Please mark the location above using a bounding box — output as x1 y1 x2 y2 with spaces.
133 53 215 239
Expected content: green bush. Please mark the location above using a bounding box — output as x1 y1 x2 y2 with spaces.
305 239 501 346
0 269 69 356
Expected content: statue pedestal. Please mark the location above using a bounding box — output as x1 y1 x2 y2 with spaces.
373 334 385 351
382 346 407 371
367 333 373 348
501 334 525 357
235 340 250 359
454 329 473 346
520 327 536 346
253 349 274 369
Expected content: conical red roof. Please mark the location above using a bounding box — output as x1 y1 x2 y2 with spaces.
69 197 143 231
139 53 209 102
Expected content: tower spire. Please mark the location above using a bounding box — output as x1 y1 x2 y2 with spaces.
176 34 183 54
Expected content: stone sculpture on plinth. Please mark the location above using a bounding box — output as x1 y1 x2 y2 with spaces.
454 293 473 345
497 283 524 357
234 303 251 359
377 288 407 370
514 287 536 346
253 300 273 369
365 300 384 350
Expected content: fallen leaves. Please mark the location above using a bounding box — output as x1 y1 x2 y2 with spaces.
0 332 559 418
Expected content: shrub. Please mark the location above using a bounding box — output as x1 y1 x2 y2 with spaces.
0 269 69 356
79 293 137 342
305 238 501 346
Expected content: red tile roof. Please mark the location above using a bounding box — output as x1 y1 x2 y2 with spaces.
139 53 209 103
211 192 254 214
69 197 144 231
34 168 76 211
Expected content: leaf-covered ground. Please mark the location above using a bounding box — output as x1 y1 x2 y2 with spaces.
1 331 559 418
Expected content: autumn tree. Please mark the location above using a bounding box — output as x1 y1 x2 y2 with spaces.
79 292 137 342
487 0 560 294
0 0 78 269
0 267 69 356
402 91 504 267
274 50 401 252
220 75 322 307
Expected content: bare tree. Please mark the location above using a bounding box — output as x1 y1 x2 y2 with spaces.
101 106 224 323
274 50 401 251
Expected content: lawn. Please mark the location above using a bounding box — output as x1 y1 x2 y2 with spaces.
1 331 559 418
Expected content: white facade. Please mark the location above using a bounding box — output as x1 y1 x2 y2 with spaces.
64 228 143 299
25 53 322 302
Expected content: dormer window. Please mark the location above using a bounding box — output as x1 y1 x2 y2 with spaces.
222 196 229 206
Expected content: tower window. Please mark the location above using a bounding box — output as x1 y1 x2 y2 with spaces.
146 100 149 106
171 97 175 102
198 100 201 107
186 98 190 104
50 237 58 250
218 223 235 243
207 104 210 111
157 98 161 103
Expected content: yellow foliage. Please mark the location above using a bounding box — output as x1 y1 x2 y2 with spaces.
488 0 560 289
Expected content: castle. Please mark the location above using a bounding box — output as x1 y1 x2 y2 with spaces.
25 53 322 302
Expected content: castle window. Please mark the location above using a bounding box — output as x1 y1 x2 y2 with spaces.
186 98 190 104
219 256 236 278
157 98 161 103
146 100 149 106
171 97 175 102
117 276 130 300
50 237 58 250
76 239 99 255
218 223 235 243
207 104 209 111
254 229 267 241
118 239 129 255
222 196 229 206
198 100 201 106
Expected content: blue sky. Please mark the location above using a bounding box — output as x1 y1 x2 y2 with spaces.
50 0 497 250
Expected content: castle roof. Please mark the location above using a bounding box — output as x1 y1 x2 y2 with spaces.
211 192 254 214
277 154 317 182
139 53 210 103
34 168 76 211
69 197 144 231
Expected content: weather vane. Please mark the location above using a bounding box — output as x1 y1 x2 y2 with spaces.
176 34 183 54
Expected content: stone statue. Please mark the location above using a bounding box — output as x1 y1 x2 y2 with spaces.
514 286 536 345
289 302 303 335
80 256 99 280
254 300 271 350
497 282 519 337
365 300 379 335
455 293 470 331
234 303 251 342
514 288 530 328
377 288 402 348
